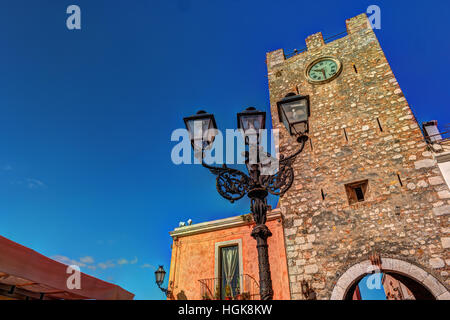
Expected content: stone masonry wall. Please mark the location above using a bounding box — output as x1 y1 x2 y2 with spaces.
266 13 450 299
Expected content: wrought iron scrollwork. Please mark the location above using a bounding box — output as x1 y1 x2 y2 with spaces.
200 135 307 201
216 170 248 203
201 162 249 203
263 135 306 196
264 163 294 196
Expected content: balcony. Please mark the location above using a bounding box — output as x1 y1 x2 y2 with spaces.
198 274 260 300
423 122 450 153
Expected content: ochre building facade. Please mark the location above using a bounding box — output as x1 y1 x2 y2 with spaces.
266 13 450 299
168 210 290 300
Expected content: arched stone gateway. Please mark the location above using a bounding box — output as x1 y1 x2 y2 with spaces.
330 258 450 300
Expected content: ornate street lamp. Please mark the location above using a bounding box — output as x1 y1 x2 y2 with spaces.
237 107 266 145
155 265 172 298
277 93 310 139
183 102 309 300
183 110 218 151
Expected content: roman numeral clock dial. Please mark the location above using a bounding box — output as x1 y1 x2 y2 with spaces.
306 57 342 84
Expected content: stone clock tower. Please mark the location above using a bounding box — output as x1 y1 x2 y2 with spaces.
266 13 450 299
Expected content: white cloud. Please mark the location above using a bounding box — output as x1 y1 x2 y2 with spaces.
80 256 94 264
12 178 47 189
141 264 156 270
51 255 86 268
52 254 142 272
117 257 138 266
117 258 128 265
26 178 46 189
98 260 116 270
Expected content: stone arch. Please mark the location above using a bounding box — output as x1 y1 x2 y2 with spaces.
330 258 449 300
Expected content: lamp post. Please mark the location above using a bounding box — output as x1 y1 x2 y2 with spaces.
155 265 172 298
183 94 310 300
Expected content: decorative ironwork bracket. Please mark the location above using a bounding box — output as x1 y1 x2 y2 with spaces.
158 281 174 299
199 135 307 203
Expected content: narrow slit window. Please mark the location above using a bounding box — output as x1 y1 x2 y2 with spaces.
321 188 325 200
343 128 349 142
376 118 383 132
397 173 403 187
310 138 313 151
353 64 358 73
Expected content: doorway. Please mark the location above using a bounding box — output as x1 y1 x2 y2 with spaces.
345 272 435 300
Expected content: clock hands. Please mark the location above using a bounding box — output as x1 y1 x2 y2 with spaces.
309 59 339 82
312 68 326 79
314 68 326 79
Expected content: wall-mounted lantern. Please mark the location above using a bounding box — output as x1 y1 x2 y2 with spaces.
155 265 172 298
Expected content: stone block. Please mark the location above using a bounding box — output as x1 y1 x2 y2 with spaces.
381 258 394 271
296 259 306 266
429 176 445 186
304 264 319 274
441 237 450 249
407 183 416 190
345 263 365 280
417 180 428 188
438 190 450 199
330 285 345 300
290 281 302 294
433 205 450 216
408 264 429 282
423 274 447 297
335 270 355 291
306 234 316 243
415 159 437 169
266 49 285 69
437 291 450 300
305 32 324 50
429 258 445 269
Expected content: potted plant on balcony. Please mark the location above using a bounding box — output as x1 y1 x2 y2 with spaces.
225 284 233 300
234 283 242 300
241 292 251 300
214 285 220 300
202 293 211 300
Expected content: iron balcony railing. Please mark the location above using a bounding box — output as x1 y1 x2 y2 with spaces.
198 274 260 300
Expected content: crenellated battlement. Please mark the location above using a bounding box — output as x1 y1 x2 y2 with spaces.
266 13 372 69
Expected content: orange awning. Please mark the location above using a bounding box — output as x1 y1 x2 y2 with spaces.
0 235 134 300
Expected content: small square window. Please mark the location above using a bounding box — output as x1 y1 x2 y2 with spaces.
345 180 369 205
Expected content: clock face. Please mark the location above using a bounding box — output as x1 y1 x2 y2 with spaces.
307 58 341 83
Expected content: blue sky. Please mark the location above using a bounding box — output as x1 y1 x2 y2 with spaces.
0 0 449 300
359 274 386 300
